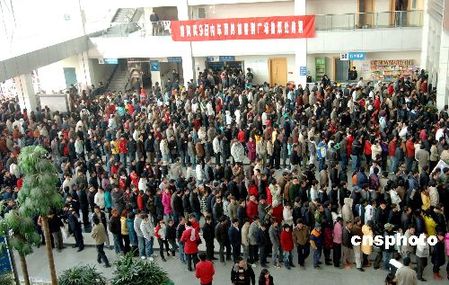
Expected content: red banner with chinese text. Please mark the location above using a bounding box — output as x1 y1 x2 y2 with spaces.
171 15 315 41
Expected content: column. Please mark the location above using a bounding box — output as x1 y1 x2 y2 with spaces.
437 29 449 110
15 74 38 112
294 0 307 87
78 51 93 91
182 52 195 83
177 1 195 83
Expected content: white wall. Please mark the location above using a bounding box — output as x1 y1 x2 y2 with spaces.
376 0 391 12
189 0 291 5
89 59 116 85
37 55 86 93
306 0 357 15
308 28 422 53
194 2 294 19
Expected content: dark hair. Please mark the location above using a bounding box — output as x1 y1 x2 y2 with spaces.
403 256 411 266
199 252 207 261
258 268 270 283
92 215 100 225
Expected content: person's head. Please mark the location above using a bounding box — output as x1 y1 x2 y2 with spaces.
403 256 411 266
199 252 207 261
237 257 247 268
232 218 239 227
260 268 270 279
92 215 100 225
283 224 291 232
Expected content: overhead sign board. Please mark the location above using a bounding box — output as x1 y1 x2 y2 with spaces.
171 15 315 41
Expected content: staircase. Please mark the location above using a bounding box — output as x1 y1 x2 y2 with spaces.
112 8 136 23
107 64 129 92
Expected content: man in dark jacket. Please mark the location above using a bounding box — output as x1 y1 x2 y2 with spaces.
66 206 84 251
228 218 242 263
215 217 231 263
202 215 216 260
231 257 256 285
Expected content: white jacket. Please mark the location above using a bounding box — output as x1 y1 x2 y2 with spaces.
213 137 221 154
415 233 430 258
140 219 154 240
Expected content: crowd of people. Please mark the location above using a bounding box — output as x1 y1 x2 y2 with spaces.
0 65 446 285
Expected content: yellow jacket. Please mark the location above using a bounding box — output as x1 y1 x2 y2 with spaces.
361 225 373 255
423 215 437 236
111 140 119 155
421 192 430 211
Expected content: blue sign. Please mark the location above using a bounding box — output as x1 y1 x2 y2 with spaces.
348 52 366 60
300 66 307 76
0 237 12 274
104 58 118 64
167 57 182 63
219 56 235 62
150 60 160 71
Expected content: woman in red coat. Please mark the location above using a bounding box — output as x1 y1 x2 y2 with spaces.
181 221 200 271
246 195 258 222
247 138 257 162
280 224 295 269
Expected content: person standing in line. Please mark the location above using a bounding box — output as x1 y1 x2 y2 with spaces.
181 221 200 271
310 223 323 269
134 211 146 259
91 215 111 268
258 268 274 285
415 232 429 281
431 232 445 280
332 217 343 268
341 220 354 269
231 257 256 285
292 218 310 267
352 217 365 272
280 224 295 270
140 213 155 261
203 215 216 260
229 218 242 263
268 219 281 268
154 219 170 262
177 216 187 264
195 252 215 285
394 257 417 285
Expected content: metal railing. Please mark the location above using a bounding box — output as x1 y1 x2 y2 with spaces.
99 21 172 37
94 10 423 38
315 10 423 31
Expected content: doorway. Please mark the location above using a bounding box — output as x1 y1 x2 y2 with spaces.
269 58 287 86
63 67 77 88
335 59 350 82
358 0 375 28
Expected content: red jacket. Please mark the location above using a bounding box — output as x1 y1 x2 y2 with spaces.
195 260 215 285
181 227 199 254
280 230 294 251
248 184 258 197
118 139 128 154
237 130 246 143
405 139 415 158
246 200 258 221
137 194 144 211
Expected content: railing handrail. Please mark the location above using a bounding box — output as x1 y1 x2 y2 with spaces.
314 9 423 17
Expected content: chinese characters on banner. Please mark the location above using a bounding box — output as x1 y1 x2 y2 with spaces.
171 15 315 41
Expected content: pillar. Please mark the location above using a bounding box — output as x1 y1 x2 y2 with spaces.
15 74 38 112
182 53 195 83
437 29 449 110
78 51 93 91
294 0 307 87
177 1 195 82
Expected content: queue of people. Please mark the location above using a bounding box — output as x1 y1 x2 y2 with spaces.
0 66 444 285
